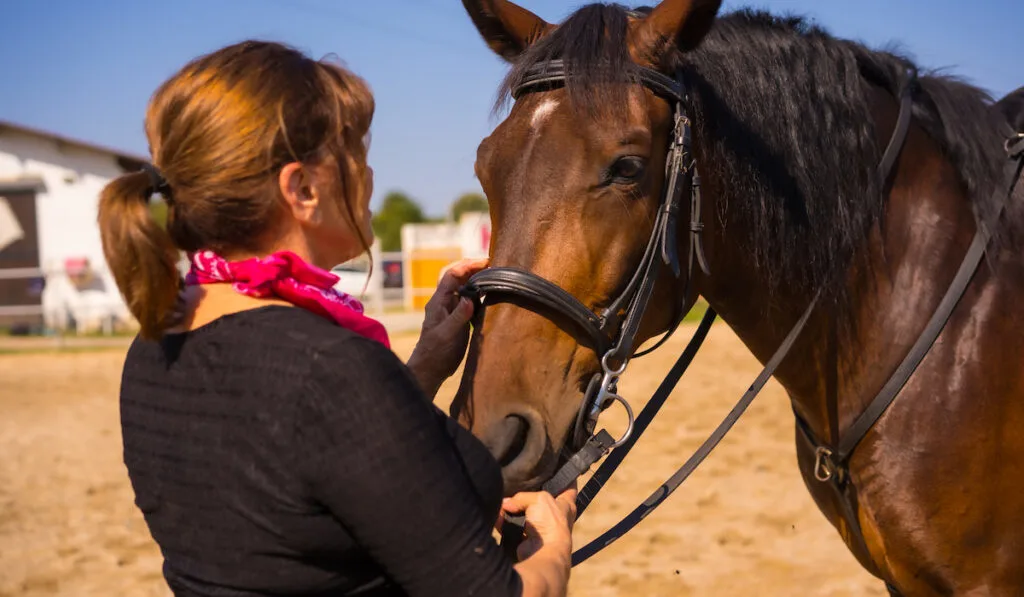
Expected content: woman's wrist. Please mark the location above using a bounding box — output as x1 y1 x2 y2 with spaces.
515 547 571 597
406 349 444 400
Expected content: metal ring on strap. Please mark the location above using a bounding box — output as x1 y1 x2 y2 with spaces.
604 394 636 449
600 351 628 376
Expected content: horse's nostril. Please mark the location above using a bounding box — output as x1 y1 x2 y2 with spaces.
497 415 530 468
486 408 549 492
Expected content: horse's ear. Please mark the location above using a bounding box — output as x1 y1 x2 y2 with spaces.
635 0 722 59
462 0 554 61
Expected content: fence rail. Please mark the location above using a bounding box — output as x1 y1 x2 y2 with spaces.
0 267 43 280
0 263 409 337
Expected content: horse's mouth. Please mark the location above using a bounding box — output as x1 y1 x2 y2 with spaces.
496 382 595 495
520 384 598 492
503 422 581 495
503 455 561 495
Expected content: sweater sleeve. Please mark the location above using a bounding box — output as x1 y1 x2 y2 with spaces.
294 335 523 597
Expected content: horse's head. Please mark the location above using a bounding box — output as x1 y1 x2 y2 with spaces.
453 0 723 493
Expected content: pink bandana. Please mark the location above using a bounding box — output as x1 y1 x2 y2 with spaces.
185 250 390 348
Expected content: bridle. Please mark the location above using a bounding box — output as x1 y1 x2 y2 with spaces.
462 59 710 455
461 56 716 557
461 51 1024 570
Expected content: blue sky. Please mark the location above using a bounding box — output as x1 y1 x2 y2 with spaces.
0 0 1019 217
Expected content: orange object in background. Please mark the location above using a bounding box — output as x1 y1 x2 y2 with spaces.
407 248 462 310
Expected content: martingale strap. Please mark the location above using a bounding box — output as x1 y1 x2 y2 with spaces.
810 126 1024 479
790 81 1023 576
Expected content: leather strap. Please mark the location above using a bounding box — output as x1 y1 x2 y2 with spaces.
572 293 820 566
792 68 916 461
465 63 698 374
794 414 875 565
461 267 610 354
690 169 711 276
512 59 684 104
794 132 1022 578
499 430 616 560
877 79 914 184
575 308 718 519
832 141 1023 468
601 202 676 363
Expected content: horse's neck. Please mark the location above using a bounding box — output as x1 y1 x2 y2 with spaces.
698 122 978 442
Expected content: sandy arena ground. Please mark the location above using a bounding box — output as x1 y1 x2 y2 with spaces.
0 323 887 596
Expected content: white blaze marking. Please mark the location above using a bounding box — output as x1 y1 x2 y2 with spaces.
531 99 559 130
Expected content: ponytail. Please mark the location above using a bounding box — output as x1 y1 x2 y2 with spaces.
98 171 181 340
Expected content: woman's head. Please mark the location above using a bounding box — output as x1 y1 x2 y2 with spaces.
98 40 375 339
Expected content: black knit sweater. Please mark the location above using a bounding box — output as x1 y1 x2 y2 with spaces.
119 306 522 597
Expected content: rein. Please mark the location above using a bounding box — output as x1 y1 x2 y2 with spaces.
461 56 1024 568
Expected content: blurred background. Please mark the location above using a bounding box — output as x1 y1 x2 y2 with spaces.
0 0 1017 337
0 2 1019 596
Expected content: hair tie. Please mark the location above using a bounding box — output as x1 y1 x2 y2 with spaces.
141 163 173 202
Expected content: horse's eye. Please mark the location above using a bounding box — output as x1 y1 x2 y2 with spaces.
609 156 646 184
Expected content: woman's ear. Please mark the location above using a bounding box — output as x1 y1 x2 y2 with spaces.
278 162 322 225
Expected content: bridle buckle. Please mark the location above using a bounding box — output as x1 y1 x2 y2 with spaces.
814 446 837 482
673 112 690 146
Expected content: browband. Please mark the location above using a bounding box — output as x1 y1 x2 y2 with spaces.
512 59 685 104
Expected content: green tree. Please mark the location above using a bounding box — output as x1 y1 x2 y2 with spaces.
450 192 489 222
372 191 427 251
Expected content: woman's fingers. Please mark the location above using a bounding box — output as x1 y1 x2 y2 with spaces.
427 258 489 315
438 258 489 293
501 491 541 516
447 257 490 280
554 484 579 529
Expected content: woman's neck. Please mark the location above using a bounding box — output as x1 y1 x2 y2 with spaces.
167 285 293 334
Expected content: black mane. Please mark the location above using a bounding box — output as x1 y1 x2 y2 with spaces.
498 4 1016 304
498 4 640 117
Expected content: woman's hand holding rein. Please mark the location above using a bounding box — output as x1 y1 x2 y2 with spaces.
503 484 578 597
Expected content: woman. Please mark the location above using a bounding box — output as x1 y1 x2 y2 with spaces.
98 40 575 597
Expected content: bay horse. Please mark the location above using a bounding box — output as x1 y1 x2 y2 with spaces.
451 0 1024 595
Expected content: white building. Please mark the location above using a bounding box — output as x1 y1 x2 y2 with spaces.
0 119 147 333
